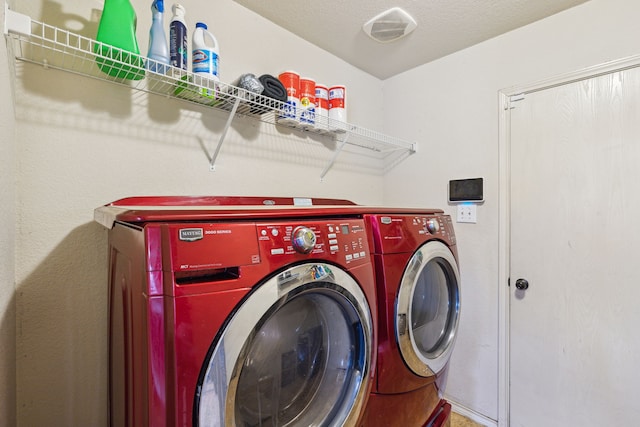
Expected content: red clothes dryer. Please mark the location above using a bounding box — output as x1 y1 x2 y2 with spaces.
95 196 379 427
360 212 461 427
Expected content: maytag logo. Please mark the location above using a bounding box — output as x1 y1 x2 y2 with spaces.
179 228 204 242
380 217 392 225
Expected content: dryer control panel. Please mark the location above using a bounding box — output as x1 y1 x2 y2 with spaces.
257 219 371 267
365 214 456 254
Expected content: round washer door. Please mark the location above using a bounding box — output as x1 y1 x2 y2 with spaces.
396 241 460 377
194 263 373 427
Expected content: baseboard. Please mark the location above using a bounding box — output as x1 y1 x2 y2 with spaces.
445 398 498 427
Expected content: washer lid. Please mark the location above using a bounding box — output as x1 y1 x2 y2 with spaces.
94 196 444 229
396 241 461 377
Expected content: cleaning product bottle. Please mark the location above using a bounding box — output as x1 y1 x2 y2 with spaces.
192 22 220 97
169 4 188 73
146 0 170 73
95 0 145 80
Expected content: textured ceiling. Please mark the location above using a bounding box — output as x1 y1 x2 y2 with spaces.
233 0 590 79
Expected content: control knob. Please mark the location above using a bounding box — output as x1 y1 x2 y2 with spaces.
292 226 317 254
426 219 440 233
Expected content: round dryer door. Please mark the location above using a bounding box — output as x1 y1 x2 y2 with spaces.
194 263 373 427
396 241 460 377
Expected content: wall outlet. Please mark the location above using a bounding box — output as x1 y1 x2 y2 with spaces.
457 204 477 223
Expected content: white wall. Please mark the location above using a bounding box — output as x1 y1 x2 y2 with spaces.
382 0 640 421
6 0 640 425
10 0 386 425
1 1 17 424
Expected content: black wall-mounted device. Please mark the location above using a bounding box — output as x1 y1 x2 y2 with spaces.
448 178 484 202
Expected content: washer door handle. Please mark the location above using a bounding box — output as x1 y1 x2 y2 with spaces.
515 278 529 290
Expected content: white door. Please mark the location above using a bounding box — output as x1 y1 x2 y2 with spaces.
509 66 640 426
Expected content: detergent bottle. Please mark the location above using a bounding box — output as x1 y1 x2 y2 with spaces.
146 0 170 73
95 0 145 80
169 4 188 72
192 22 220 96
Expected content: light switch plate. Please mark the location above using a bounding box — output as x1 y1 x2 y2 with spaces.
457 204 477 223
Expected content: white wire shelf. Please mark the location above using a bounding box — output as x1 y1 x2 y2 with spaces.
3 6 417 176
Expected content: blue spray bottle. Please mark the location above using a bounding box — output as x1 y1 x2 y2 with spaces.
146 0 170 73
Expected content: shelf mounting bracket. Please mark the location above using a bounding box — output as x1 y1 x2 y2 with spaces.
320 132 350 180
210 97 241 171
4 4 32 37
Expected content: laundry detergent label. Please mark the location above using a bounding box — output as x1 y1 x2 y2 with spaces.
170 21 188 70
329 87 345 109
192 49 219 76
315 85 329 109
279 99 298 120
279 71 300 97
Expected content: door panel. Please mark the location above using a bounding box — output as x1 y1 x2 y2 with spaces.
396 241 460 377
510 67 640 426
195 263 373 427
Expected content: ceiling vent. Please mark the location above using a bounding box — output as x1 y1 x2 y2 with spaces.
362 7 417 43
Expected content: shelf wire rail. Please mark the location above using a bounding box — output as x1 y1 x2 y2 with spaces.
4 6 417 175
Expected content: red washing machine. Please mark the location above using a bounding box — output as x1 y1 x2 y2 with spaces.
94 196 379 427
359 212 461 427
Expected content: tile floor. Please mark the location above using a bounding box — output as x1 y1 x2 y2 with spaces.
450 411 485 427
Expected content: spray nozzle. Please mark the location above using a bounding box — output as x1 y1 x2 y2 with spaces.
172 3 185 16
152 0 164 13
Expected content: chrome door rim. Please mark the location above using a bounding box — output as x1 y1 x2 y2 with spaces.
194 262 373 427
396 241 460 377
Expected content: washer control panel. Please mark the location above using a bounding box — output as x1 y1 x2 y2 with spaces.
257 219 370 266
291 226 317 254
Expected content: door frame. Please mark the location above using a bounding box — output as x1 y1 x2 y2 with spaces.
497 53 640 427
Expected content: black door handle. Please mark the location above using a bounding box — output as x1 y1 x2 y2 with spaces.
515 278 529 290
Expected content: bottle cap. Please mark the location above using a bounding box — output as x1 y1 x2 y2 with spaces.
153 0 164 13
196 22 207 29
172 3 185 15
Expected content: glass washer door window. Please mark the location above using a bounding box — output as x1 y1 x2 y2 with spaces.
195 263 373 427
396 241 461 377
